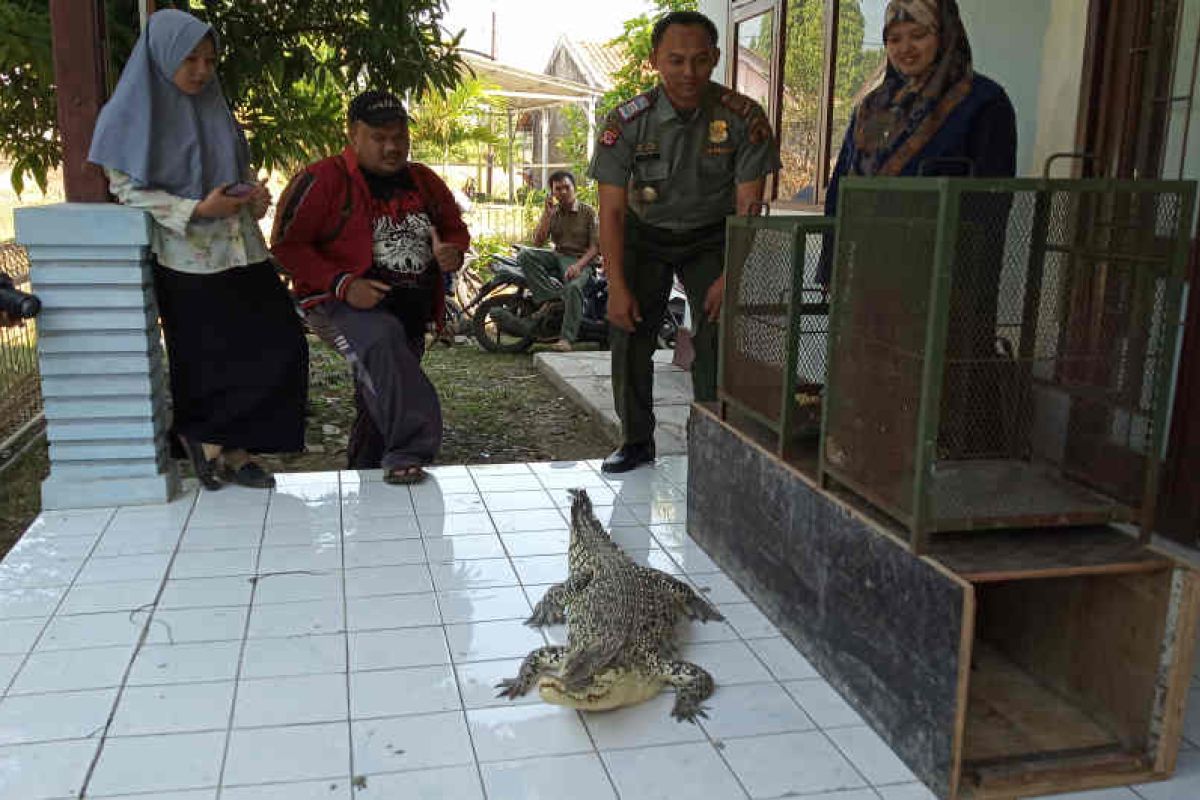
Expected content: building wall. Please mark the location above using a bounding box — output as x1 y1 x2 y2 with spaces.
541 47 593 175
958 0 1085 177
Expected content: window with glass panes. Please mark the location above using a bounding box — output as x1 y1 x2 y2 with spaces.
728 0 888 208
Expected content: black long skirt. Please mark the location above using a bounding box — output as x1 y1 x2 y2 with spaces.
153 260 309 453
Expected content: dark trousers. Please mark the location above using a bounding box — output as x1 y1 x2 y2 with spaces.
611 216 725 445
306 301 442 470
515 248 595 342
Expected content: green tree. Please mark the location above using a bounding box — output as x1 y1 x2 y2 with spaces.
600 0 697 120
0 0 466 193
408 77 501 175
552 0 695 189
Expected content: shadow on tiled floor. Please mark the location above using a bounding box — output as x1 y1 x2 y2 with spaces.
0 456 1197 799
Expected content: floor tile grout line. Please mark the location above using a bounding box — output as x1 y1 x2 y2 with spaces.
573 703 626 799
0 507 122 702
664 510 904 791
653 496 888 795
210 484 275 800
339 471 360 797
73 491 203 798
414 496 492 800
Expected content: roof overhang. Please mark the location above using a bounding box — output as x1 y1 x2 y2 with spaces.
463 52 602 111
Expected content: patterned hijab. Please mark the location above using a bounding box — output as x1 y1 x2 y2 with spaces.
851 0 974 176
88 9 248 199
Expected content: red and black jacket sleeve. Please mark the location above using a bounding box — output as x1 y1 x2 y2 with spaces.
271 161 360 308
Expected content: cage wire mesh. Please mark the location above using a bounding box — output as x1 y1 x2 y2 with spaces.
0 242 42 457
719 215 834 453
821 178 1193 545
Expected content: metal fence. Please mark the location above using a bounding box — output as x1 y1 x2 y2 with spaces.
821 177 1196 551
718 214 834 455
0 241 42 470
462 202 536 243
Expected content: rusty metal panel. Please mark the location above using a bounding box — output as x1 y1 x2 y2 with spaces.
822 184 942 525
821 177 1195 547
719 214 834 453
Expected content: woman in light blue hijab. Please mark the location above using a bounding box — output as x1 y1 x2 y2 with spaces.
90 8 247 199
90 8 308 492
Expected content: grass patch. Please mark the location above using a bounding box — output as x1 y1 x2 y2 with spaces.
0 436 48 555
258 336 612 472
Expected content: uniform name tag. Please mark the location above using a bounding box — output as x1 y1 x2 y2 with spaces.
618 94 652 122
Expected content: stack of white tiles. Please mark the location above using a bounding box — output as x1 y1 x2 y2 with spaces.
15 203 179 509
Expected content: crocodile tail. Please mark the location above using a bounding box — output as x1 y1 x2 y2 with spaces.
568 487 592 516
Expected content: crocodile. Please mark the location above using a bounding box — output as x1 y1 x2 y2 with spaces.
495 488 724 721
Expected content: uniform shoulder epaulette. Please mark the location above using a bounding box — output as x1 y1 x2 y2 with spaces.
720 89 773 144
616 88 658 123
719 89 758 119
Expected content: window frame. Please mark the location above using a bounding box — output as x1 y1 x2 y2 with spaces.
727 0 851 211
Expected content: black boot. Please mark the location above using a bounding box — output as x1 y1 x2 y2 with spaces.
601 441 656 474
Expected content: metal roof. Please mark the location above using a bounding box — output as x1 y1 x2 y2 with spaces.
463 52 601 110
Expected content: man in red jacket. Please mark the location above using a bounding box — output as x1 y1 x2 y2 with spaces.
273 90 470 484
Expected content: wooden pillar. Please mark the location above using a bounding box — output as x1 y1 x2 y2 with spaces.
139 0 157 31
49 0 109 202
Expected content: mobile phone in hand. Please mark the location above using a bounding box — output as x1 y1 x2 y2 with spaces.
223 182 256 198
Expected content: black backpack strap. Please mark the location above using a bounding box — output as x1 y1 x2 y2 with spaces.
316 155 355 245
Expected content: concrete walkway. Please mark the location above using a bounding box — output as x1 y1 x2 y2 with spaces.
534 349 693 456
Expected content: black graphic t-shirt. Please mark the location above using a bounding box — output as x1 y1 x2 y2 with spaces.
361 166 438 338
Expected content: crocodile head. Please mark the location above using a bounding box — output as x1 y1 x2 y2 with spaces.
537 667 665 711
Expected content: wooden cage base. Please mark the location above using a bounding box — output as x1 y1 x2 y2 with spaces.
687 403 1197 800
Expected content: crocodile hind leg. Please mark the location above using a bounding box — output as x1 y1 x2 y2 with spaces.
526 583 569 626
650 655 716 723
526 573 591 627
495 646 565 699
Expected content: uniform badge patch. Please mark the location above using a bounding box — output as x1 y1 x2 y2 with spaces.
708 120 729 144
600 127 620 147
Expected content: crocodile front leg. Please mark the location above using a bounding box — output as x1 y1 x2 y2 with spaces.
650 655 716 723
495 645 565 699
654 573 724 623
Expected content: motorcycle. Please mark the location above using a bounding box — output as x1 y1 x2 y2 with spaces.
461 247 686 354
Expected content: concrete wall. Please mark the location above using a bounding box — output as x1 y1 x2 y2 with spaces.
700 0 729 80
1165 0 1200 188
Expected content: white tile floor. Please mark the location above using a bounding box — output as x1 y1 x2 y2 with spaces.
0 456 1196 799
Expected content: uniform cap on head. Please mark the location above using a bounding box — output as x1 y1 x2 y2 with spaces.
349 91 409 126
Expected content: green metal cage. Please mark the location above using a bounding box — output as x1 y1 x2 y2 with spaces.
718 214 835 455
819 177 1196 552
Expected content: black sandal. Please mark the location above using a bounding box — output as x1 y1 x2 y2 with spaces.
219 460 276 489
179 434 222 491
384 465 427 485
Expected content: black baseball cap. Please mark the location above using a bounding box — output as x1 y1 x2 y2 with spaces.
348 90 409 126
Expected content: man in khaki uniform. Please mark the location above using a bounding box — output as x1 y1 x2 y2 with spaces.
501 170 600 351
588 10 781 473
